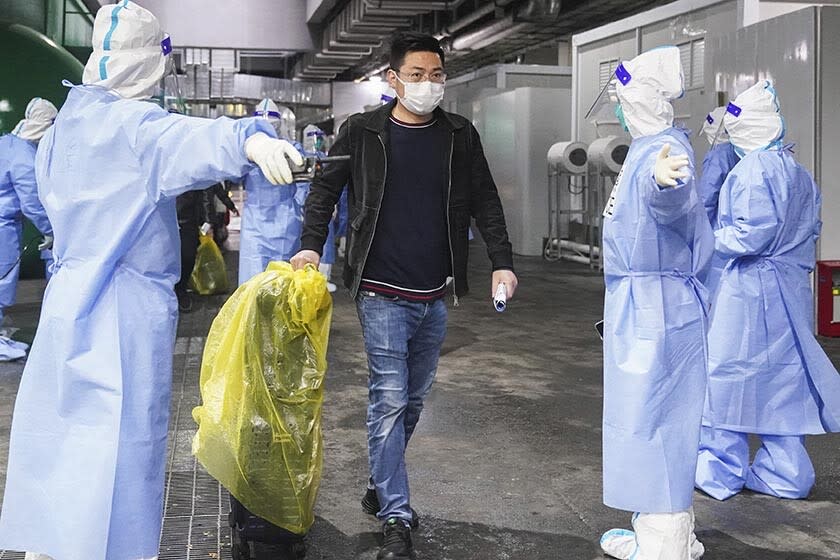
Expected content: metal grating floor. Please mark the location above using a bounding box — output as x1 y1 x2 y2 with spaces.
160 336 231 560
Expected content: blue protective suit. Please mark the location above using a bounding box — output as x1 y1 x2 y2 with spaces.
0 84 272 560
323 187 348 266
292 149 341 268
698 143 739 225
0 134 53 359
601 127 714 514
695 147 840 500
697 142 739 293
238 167 304 285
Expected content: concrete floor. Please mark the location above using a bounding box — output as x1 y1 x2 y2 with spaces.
1 239 840 559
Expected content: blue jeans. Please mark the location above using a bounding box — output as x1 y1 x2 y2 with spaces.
356 293 448 523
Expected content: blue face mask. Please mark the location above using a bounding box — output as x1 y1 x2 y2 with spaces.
615 104 629 132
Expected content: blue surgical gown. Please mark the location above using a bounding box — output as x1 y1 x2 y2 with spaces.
0 84 273 560
0 134 53 360
697 142 739 292
293 152 341 268
704 148 840 436
601 127 714 514
238 167 304 285
0 134 53 312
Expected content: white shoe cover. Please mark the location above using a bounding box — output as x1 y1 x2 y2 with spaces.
0 335 27 361
602 509 704 560
600 528 637 559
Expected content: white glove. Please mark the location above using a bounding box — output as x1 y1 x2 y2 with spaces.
654 143 690 187
244 132 304 185
38 235 54 251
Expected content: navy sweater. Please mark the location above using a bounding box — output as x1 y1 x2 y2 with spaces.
360 116 451 301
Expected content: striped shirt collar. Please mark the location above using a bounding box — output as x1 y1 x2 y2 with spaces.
389 115 437 128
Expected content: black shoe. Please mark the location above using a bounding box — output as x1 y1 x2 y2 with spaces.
362 484 420 529
377 518 414 560
176 289 192 313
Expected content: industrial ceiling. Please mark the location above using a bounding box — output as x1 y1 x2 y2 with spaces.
298 0 673 81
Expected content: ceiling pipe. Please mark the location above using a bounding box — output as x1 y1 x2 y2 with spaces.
343 7 411 30
437 0 517 37
324 27 376 53
450 15 516 51
362 0 467 12
330 36 383 47
315 52 368 61
438 3 495 37
467 22 531 50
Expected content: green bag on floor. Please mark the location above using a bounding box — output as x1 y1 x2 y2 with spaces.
189 232 229 295
192 262 332 535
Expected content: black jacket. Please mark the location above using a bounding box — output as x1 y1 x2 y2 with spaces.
300 100 514 299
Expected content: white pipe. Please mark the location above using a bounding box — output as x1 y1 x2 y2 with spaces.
560 239 600 256
561 254 592 265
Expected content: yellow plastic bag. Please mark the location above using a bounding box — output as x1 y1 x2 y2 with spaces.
192 262 332 534
189 233 229 295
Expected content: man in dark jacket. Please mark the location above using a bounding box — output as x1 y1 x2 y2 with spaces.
291 31 517 560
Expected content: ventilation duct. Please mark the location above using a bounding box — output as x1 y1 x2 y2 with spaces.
438 0 516 37
515 0 563 22
302 0 466 79
451 15 517 51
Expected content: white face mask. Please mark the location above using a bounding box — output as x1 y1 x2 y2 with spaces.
395 75 445 116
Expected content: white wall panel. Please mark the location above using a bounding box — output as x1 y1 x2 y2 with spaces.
475 88 572 256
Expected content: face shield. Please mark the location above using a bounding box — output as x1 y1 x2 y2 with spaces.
585 66 629 133
303 125 325 154
700 106 729 147
152 35 186 112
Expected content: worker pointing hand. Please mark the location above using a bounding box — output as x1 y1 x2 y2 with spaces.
654 143 690 187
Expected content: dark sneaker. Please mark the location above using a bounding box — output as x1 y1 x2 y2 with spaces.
377 518 414 560
362 485 419 529
362 486 380 515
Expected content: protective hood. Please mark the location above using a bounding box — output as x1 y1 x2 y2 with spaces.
83 0 169 100
701 106 729 146
254 98 281 120
254 98 282 135
303 124 325 154
615 46 684 139
724 80 785 158
11 97 58 142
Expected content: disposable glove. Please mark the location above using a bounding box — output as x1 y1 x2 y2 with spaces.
38 235 54 251
654 143 690 187
244 132 304 185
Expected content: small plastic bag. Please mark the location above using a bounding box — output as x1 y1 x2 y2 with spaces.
190 232 229 295
192 262 332 535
